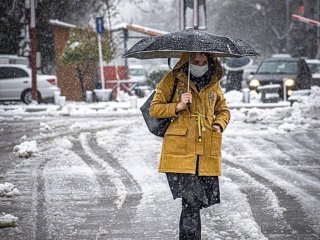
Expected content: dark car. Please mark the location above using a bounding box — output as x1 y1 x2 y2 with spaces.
249 57 312 100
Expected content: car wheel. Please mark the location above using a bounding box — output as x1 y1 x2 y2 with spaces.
21 90 42 104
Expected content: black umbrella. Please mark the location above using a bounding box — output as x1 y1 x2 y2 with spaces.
123 29 259 137
123 29 259 59
224 56 253 71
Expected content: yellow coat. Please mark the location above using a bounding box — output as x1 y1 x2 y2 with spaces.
149 53 230 176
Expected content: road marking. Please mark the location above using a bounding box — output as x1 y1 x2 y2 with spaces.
79 132 126 210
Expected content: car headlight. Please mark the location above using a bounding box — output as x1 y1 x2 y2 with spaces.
284 78 295 87
287 89 293 96
249 79 260 87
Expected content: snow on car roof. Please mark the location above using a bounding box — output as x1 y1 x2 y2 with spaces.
305 59 320 64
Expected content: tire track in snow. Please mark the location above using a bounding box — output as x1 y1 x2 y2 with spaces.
223 152 320 239
261 133 320 180
41 137 105 240
224 133 320 198
79 132 127 210
85 132 142 239
0 155 46 240
202 174 268 240
95 118 182 239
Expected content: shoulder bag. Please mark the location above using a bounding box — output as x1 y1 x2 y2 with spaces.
140 78 179 137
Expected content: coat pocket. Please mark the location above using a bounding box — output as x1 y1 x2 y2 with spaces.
210 131 222 156
163 126 188 155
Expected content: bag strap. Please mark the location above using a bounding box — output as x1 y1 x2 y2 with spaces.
168 78 179 103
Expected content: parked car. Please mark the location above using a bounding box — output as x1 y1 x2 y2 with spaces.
0 64 59 104
249 57 312 99
305 59 320 86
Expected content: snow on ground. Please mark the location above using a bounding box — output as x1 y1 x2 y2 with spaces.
0 213 18 228
227 87 320 128
0 182 19 197
1 87 320 238
224 90 244 104
203 175 268 240
0 86 319 126
41 136 103 239
40 122 53 131
278 122 296 132
95 117 272 239
13 140 39 158
222 120 320 236
79 132 127 210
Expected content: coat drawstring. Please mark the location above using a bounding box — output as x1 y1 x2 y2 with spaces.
190 112 206 142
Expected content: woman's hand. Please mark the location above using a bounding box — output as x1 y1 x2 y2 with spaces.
213 124 221 133
176 92 192 112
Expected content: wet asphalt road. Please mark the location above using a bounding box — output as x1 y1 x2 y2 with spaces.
0 115 319 240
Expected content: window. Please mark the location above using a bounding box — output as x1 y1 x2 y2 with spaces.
0 67 29 79
308 64 320 74
130 68 144 76
257 61 298 74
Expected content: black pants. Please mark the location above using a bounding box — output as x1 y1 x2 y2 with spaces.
179 197 201 240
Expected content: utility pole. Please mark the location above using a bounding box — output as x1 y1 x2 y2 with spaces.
181 0 206 30
285 0 290 52
317 0 320 58
193 0 199 30
29 0 37 102
123 29 129 78
179 0 185 30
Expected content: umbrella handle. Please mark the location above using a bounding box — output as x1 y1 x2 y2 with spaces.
187 101 191 112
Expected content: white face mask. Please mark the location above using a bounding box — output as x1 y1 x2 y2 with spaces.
190 63 208 77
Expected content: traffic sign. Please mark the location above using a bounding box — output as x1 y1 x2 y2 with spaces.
96 17 105 34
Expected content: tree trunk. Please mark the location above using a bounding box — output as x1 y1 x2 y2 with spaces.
76 64 85 101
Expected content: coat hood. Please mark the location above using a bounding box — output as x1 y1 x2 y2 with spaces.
172 52 224 83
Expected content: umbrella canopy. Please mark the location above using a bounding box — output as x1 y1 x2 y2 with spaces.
224 56 253 71
123 29 259 59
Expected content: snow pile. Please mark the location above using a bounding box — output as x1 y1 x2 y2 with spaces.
230 108 247 122
0 213 18 228
13 140 39 158
224 90 244 104
250 91 262 103
0 182 19 197
245 108 264 123
289 86 320 121
278 122 296 132
224 90 262 104
40 122 52 131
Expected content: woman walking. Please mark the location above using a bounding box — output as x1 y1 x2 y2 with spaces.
149 52 230 239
